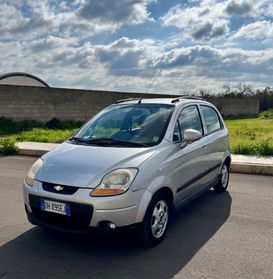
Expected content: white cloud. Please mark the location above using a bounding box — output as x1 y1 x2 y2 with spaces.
0 1 273 94
161 2 229 41
224 0 253 17
233 20 273 40
94 37 159 77
0 0 154 41
77 0 154 27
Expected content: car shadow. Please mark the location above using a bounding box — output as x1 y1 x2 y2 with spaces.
0 190 231 279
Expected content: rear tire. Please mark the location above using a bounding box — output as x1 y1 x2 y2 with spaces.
213 163 229 193
139 192 171 247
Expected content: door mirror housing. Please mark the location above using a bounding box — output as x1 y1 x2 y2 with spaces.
183 129 202 142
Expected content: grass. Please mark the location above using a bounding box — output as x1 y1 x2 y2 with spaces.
0 114 273 156
0 117 81 154
0 117 83 136
0 138 19 155
225 117 273 156
13 128 77 143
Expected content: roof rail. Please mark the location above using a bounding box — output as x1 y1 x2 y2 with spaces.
171 96 205 103
115 98 141 104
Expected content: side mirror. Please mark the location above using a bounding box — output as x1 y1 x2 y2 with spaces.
183 129 202 142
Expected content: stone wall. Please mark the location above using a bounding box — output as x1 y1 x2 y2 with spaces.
0 85 260 122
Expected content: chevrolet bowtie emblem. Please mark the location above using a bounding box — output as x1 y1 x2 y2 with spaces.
53 185 64 191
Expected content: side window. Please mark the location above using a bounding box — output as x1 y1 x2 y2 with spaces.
173 120 181 142
178 105 203 137
201 106 222 134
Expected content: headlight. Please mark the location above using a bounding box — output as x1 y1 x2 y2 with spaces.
90 168 138 197
25 158 43 186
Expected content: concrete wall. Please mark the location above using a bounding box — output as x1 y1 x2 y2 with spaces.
0 85 260 122
208 96 260 116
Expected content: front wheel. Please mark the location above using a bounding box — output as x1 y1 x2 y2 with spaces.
139 192 171 246
213 163 229 193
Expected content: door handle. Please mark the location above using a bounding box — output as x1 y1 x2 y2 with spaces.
202 145 208 149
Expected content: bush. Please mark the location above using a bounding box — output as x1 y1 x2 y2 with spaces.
232 139 273 156
0 138 19 155
45 118 83 130
256 139 273 156
45 117 63 129
14 128 77 143
0 117 43 135
259 109 273 119
0 117 83 135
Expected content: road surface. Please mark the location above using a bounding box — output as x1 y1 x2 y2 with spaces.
0 155 272 279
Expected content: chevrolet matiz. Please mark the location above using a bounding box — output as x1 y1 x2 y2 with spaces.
23 96 230 246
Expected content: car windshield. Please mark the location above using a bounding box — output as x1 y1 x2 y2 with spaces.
71 103 174 147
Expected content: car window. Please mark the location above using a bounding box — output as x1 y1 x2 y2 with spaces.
173 120 181 142
177 105 203 137
74 104 174 147
201 105 222 134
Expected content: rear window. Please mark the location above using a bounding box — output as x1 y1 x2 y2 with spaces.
201 105 222 134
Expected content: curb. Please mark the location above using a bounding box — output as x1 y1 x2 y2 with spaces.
18 149 48 157
16 143 273 176
17 142 57 157
230 163 273 176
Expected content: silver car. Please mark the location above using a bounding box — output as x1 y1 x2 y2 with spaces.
23 96 230 246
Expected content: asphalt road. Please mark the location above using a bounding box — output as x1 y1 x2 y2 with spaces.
0 156 272 279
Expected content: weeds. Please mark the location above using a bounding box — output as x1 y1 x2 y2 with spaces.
14 128 77 143
232 139 273 156
0 117 83 136
0 138 19 155
259 109 273 119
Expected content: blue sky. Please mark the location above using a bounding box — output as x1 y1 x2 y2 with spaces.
0 0 273 94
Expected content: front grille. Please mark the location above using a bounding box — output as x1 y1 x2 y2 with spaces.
29 195 93 231
42 182 78 195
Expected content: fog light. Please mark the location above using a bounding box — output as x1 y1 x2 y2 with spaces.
97 221 116 235
109 222 116 230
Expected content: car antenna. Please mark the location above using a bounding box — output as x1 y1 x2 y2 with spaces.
138 68 163 104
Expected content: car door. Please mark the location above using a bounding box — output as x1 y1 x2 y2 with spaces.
199 105 228 181
165 105 210 204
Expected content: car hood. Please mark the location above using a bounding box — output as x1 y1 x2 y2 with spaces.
36 142 156 188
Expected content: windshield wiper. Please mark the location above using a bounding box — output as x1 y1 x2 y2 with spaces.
69 137 91 144
87 138 148 147
70 137 147 147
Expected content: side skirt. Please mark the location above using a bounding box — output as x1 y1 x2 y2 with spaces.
174 177 220 210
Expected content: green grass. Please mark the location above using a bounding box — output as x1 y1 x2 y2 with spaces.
225 117 273 156
0 138 19 155
12 128 77 143
259 109 273 119
0 117 82 148
0 115 273 156
0 117 83 136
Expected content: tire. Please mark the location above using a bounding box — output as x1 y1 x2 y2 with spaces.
213 163 230 193
139 192 171 247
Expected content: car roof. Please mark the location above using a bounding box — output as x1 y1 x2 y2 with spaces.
115 97 211 106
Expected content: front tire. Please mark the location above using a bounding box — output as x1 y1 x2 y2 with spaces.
139 192 171 246
213 163 229 193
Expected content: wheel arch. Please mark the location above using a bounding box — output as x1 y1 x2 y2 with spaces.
152 186 175 214
153 186 174 204
224 155 231 169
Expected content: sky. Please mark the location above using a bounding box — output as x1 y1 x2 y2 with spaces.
0 0 273 95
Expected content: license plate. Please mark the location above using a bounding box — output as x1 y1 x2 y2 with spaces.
40 199 71 216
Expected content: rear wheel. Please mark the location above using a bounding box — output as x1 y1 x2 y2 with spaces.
139 192 171 246
213 163 229 193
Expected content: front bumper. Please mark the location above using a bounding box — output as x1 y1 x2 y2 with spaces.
23 180 152 232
